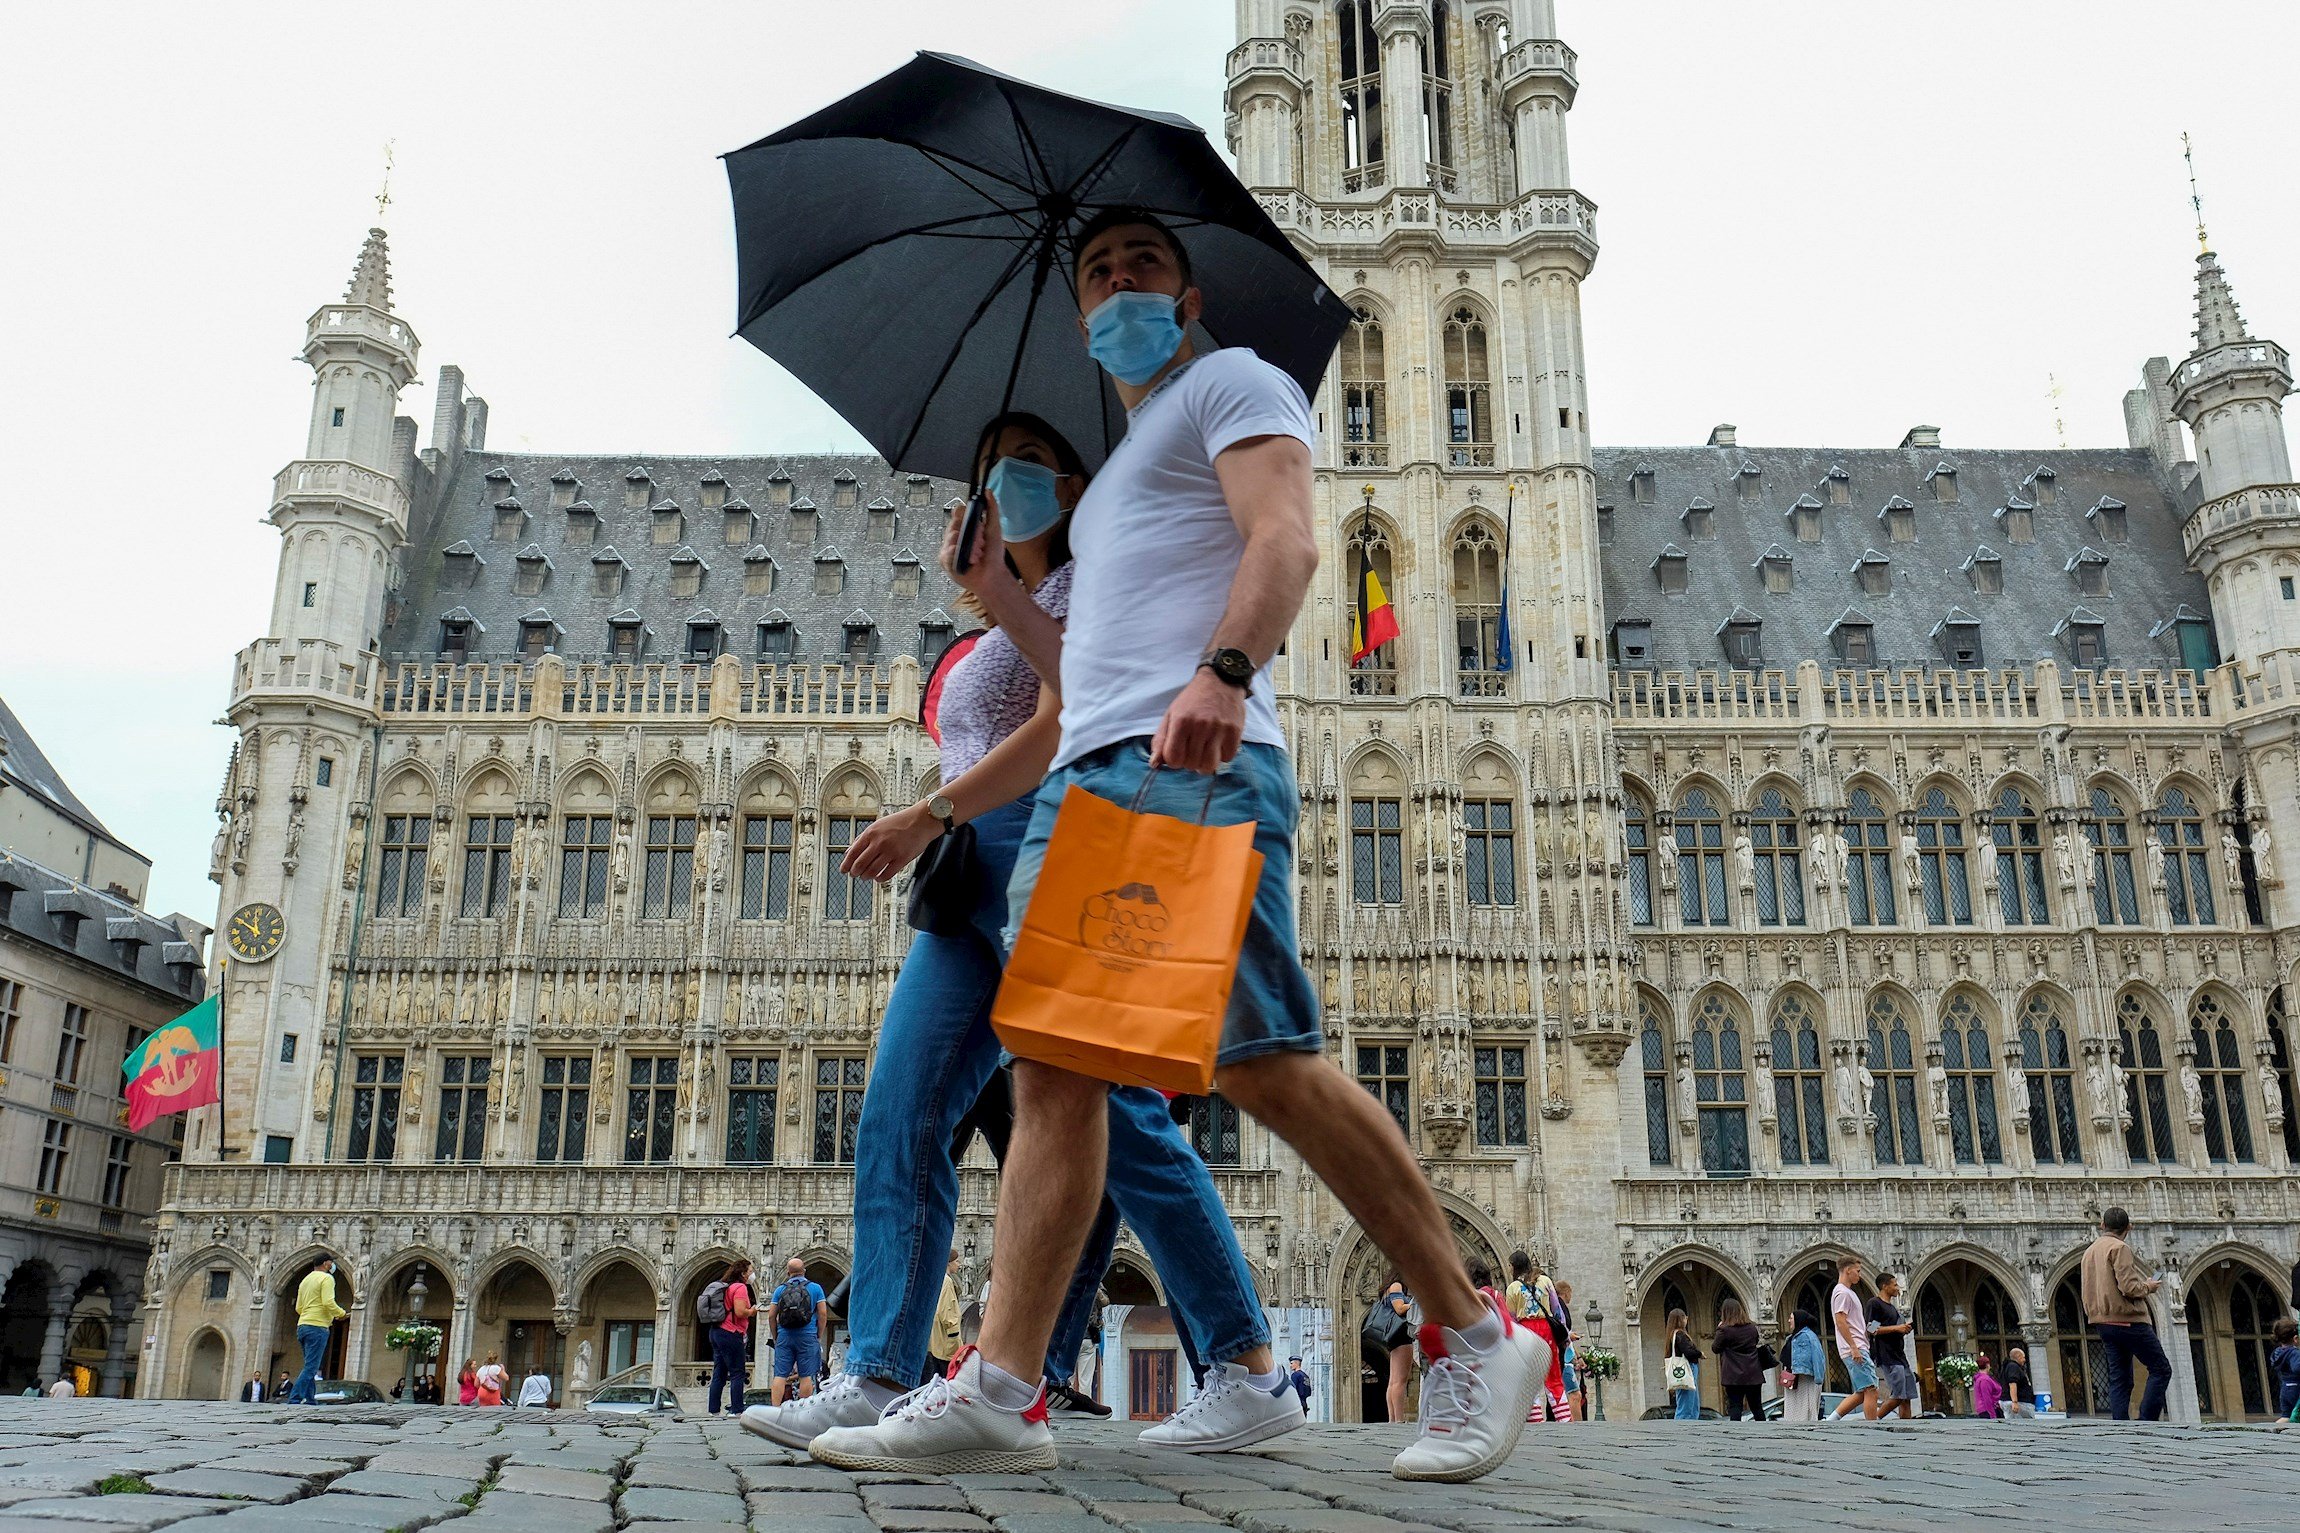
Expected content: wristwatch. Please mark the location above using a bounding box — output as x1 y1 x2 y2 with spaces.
926 794 957 830
1199 647 1255 690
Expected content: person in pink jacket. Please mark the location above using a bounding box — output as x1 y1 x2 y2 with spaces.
1971 1354 2003 1418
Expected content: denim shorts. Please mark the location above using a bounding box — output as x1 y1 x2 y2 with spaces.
1006 738 1322 1066
772 1332 821 1380
1844 1355 1878 1392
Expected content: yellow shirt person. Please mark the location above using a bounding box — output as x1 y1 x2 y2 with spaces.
296 1266 346 1328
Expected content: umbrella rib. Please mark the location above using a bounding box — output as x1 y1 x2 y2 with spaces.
884 227 1048 472
736 206 1041 333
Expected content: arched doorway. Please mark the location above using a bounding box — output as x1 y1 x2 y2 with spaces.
1782 1255 1873 1392
2050 1267 2111 1416
63 1290 112 1398
474 1257 558 1394
1641 1258 1743 1415
675 1257 746 1375
1331 1210 1504 1423
1102 1257 1174 1421
269 1257 355 1385
0 1263 54 1392
367 1260 453 1402
584 1259 659 1387
1912 1260 2021 1413
2184 1256 2288 1420
184 1328 229 1400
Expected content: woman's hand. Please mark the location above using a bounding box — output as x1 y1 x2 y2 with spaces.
940 494 1009 598
840 803 945 883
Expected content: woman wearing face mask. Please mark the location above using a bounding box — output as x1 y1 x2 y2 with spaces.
745 414 1301 1455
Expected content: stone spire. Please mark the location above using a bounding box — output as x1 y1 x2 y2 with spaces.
2192 247 2250 351
343 226 393 310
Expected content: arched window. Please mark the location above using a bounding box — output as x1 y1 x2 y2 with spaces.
1941 991 2002 1164
1336 1 1385 188
1452 521 1505 694
1868 992 1925 1166
1350 754 1406 906
2052 1271 2111 1415
1692 992 1750 1174
1346 521 1398 697
1770 991 1829 1166
2018 992 2083 1165
1844 787 1896 925
2117 991 2177 1163
2082 786 2140 925
1460 754 1516 907
1624 795 1654 926
1639 994 1672 1166
821 771 880 922
1420 2 1457 185
2228 1270 2282 1418
1749 787 1805 926
1913 787 1974 925
2187 992 2255 1164
2157 788 2216 925
374 773 433 920
1341 308 1387 467
2266 988 2300 1161
1991 787 2050 925
1442 307 1493 468
1675 788 1730 926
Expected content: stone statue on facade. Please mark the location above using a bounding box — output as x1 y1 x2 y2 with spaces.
2005 1060 2030 1124
1976 834 1999 893
570 1338 593 1396
1835 1054 1858 1121
2053 831 2079 890
1750 1053 1774 1124
1927 1063 1949 1123
1675 1060 1697 1127
283 810 304 875
2145 836 2167 890
1732 834 1755 893
1856 1055 1877 1127
2260 1063 2288 1130
1898 830 1921 889
2178 1062 2204 1126
2251 825 2276 885
2085 1052 2114 1121
2221 829 2245 882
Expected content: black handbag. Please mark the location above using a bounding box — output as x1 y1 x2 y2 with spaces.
906 821 982 937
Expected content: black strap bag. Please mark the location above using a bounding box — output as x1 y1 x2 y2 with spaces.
906 821 982 937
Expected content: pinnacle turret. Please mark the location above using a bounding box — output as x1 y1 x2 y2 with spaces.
343 226 393 310
2193 248 2250 351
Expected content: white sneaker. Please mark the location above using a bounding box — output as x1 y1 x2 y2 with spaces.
1391 1296 1548 1483
739 1372 881 1449
1138 1362 1307 1453
809 1349 1056 1474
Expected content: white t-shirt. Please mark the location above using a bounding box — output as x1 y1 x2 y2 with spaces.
1056 347 1314 770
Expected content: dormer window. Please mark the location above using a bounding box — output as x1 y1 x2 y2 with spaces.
789 498 818 544
2055 608 2107 668
610 615 645 661
550 472 578 511
592 548 627 598
1829 609 1876 666
1611 618 1654 667
842 615 877 662
698 470 727 512
1735 460 1763 501
2152 605 2216 673
668 549 706 599
439 615 473 659
1852 549 1892 596
1653 543 1688 594
1878 495 1915 544
1757 545 1794 595
441 541 483 587
1786 494 1823 544
651 499 683 545
518 617 556 659
891 554 922 598
1629 466 1655 505
623 467 653 511
1596 504 1614 546
1680 498 1714 540
485 468 515 498
2067 547 2109 597
743 547 776 596
919 616 954 660
686 620 723 661
722 500 755 545
1822 465 1852 507
867 499 898 543
766 470 794 508
832 470 860 510
1965 545 2002 595
492 498 526 541
2087 495 2128 543
1996 498 2034 544
563 500 597 545
2022 465 2058 507
1718 608 1763 668
757 616 795 659
907 476 934 509
815 553 846 596
1927 462 1959 503
514 545 551 597
1933 609 1984 669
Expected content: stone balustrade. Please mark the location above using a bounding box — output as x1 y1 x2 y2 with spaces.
1225 36 1306 81
1253 188 1597 254
231 637 377 707
1613 660 2218 727
271 458 411 521
372 655 917 723
2182 481 2300 560
1618 1171 2300 1231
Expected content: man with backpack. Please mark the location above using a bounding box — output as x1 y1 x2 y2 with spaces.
766 1257 828 1406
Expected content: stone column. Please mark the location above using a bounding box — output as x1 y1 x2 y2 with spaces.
101 1289 138 1397
341 1298 373 1384
445 1296 473 1392
1376 4 1426 189
36 1294 76 1389
649 1302 673 1392
2162 1272 2202 1424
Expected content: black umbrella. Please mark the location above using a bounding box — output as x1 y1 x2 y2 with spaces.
722 52 1347 485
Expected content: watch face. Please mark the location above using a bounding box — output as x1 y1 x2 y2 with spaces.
1214 649 1254 685
225 902 286 963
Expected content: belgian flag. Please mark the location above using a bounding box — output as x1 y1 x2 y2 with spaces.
1350 550 1399 665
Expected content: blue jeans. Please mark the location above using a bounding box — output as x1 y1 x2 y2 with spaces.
845 795 1271 1387
291 1324 328 1404
1673 1364 1701 1419
2098 1322 2171 1421
707 1325 748 1414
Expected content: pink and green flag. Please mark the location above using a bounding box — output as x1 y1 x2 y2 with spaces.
123 995 221 1131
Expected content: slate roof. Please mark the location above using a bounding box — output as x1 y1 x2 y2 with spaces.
0 693 140 858
1593 445 2206 671
0 851 206 1006
390 455 965 661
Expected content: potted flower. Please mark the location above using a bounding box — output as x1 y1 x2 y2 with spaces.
1577 1346 1622 1381
384 1322 443 1359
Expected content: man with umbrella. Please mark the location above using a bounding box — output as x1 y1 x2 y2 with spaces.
806 207 1546 1483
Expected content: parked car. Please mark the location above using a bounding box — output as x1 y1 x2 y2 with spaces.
1762 1391 1851 1420
1639 1403 1724 1420
583 1384 681 1416
309 1380 386 1405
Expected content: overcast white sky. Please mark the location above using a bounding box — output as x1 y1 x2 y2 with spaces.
4 1 2296 927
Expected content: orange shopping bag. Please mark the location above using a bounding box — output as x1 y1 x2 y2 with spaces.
991 772 1263 1095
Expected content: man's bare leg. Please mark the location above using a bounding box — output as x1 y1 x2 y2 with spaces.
975 1060 1110 1384
1217 1051 1481 1331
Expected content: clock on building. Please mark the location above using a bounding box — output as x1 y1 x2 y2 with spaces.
225 903 286 963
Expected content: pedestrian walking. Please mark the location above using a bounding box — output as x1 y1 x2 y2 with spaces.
1665 1308 1703 1420
1780 1307 1826 1422
1998 1346 2035 1419
702 1258 756 1416
2266 1317 2299 1420
45 1378 73 1400
474 1351 506 1406
288 1256 344 1405
1372 1280 1416 1425
1554 1280 1584 1422
1503 1252 1570 1422
1866 1272 1917 1419
1712 1298 1766 1420
1828 1256 1879 1420
1971 1353 2002 1419
1286 1355 1312 1413
764 1258 828 1407
516 1366 551 1408
2080 1206 2171 1420
456 1359 477 1406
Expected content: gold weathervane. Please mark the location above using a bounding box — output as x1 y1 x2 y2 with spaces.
2182 131 2208 252
376 140 396 223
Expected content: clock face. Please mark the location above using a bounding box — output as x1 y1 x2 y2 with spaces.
226 903 286 963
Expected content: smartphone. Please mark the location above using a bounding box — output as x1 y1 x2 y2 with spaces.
954 490 988 575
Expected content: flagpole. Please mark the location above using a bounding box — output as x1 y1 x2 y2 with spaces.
215 957 229 1161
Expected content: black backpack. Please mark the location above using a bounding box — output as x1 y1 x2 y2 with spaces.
775 1277 815 1330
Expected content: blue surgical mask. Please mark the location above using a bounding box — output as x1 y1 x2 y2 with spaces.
982 456 1064 541
1084 290 1184 386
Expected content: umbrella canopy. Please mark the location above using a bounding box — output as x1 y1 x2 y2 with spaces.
724 52 1346 482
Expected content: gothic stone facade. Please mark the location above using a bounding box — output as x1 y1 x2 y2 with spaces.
146 0 2300 1422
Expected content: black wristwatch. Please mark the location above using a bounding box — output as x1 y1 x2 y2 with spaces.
1199 647 1255 690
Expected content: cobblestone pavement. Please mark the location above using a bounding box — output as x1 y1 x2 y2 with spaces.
0 1401 2288 1533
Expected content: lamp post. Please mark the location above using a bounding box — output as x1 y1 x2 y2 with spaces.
1586 1302 1606 1421
402 1263 428 1404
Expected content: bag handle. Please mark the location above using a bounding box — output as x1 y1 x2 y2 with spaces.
1127 762 1221 825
